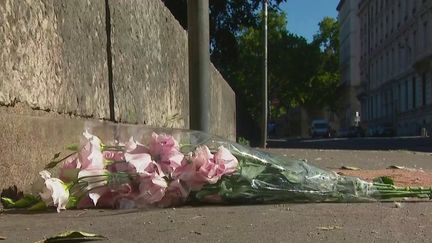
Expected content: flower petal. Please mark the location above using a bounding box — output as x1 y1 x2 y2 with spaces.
124 153 152 174
41 178 69 212
39 170 51 180
214 146 238 175
88 187 109 206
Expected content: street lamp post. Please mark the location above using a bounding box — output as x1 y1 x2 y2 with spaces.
188 0 211 133
261 0 268 148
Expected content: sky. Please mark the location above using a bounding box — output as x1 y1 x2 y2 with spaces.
280 0 340 42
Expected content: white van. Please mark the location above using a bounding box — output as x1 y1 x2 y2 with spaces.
310 119 331 138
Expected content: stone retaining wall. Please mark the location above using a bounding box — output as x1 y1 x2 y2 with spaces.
0 0 235 191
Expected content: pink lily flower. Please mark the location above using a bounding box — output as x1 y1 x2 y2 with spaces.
158 179 190 207
79 131 104 170
124 137 153 173
135 162 168 205
173 146 224 191
214 146 239 175
59 154 81 183
148 133 184 173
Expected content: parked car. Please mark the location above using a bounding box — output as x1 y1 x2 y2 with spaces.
347 126 365 137
367 125 377 137
367 124 394 137
268 122 276 138
376 125 394 137
338 128 349 138
310 119 333 138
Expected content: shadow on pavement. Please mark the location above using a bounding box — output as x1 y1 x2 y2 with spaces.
267 137 432 153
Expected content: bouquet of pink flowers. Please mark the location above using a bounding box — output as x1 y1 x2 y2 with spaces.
2 125 432 212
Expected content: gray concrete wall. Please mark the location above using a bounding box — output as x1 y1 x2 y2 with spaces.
210 64 236 140
0 0 110 118
0 0 235 191
110 0 189 128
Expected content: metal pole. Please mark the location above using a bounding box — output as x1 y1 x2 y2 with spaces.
188 0 211 133
261 0 268 148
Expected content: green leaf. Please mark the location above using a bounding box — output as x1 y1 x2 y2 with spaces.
66 196 78 209
195 190 217 200
35 231 107 243
1 195 39 209
240 164 266 181
280 171 302 184
12 195 40 208
66 144 79 151
373 176 394 185
27 201 47 211
0 197 15 208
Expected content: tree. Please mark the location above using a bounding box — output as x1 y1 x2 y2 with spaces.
162 0 287 84
162 2 341 141
236 15 342 127
162 0 287 143
235 11 321 121
305 17 341 112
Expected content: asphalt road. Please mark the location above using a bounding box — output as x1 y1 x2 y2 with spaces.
1 137 432 242
268 136 432 153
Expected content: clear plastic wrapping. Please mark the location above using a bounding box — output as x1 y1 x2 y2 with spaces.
2 121 431 212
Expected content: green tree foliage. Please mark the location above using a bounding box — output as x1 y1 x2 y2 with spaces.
235 11 322 120
162 2 341 140
162 0 286 83
307 17 341 112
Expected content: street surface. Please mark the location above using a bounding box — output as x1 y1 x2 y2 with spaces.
268 136 432 153
1 137 432 242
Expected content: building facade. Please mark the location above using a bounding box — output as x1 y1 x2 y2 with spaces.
337 0 362 129
355 0 432 135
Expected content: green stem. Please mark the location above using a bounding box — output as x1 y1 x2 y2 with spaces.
372 183 432 199
102 146 125 152
45 152 78 169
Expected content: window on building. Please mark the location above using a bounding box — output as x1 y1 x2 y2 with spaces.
384 92 388 117
375 28 378 48
376 60 379 83
386 52 389 79
422 73 426 106
380 56 384 83
385 15 389 38
412 77 416 109
391 48 394 77
405 37 410 65
397 1 401 27
398 83 402 112
424 22 428 49
405 80 409 111
398 44 403 70
380 21 384 43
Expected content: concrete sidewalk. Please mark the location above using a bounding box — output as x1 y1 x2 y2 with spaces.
1 202 432 242
1 148 432 242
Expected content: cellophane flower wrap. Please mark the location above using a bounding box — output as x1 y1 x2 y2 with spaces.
2 123 431 212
